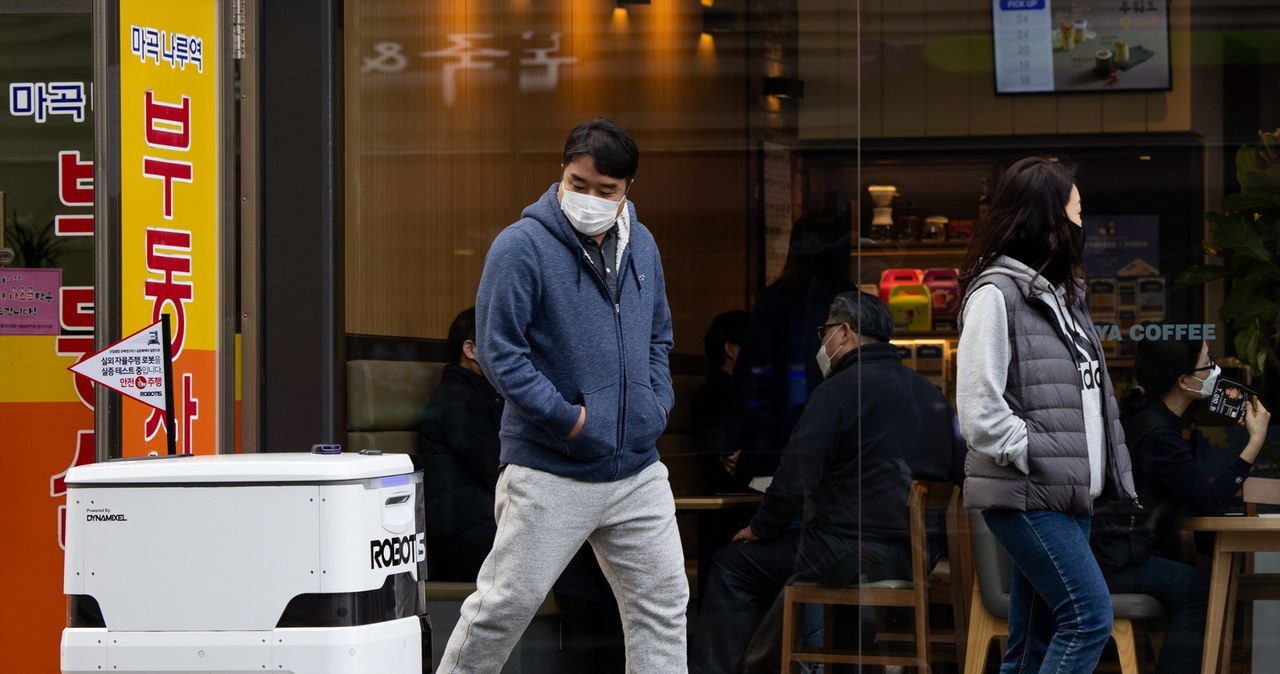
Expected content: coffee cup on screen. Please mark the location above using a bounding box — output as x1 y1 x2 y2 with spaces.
1094 49 1114 77
1059 23 1074 49
1113 40 1130 65
1072 19 1089 44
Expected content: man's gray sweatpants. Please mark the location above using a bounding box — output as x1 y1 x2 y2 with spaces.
437 460 689 674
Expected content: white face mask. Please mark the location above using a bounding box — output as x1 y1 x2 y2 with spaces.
815 327 842 379
561 186 624 236
1183 363 1221 398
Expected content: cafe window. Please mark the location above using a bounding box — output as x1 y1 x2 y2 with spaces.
342 0 1280 670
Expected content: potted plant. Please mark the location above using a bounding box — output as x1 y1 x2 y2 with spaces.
3 212 64 268
1176 129 1280 381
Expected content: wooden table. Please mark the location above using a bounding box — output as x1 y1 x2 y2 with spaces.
1181 516 1280 674
674 494 765 511
674 493 764 598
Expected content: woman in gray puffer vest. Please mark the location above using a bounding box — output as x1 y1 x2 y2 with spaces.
956 157 1138 674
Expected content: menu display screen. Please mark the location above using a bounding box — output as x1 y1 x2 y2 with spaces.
992 0 1171 94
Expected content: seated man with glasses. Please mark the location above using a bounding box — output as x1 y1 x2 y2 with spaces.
692 291 963 674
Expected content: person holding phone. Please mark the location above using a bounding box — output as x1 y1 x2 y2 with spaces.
1112 336 1270 533
1089 335 1270 674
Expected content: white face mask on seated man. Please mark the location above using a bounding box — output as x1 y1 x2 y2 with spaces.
815 322 852 379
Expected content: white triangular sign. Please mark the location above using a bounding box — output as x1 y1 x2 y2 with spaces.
69 319 169 411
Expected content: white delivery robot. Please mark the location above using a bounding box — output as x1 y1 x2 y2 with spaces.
61 450 430 674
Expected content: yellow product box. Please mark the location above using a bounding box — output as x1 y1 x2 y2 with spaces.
888 285 932 333
913 340 948 393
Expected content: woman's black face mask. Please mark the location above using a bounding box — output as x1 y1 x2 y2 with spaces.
1003 238 1048 269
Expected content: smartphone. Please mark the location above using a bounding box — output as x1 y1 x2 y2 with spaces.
1207 377 1257 421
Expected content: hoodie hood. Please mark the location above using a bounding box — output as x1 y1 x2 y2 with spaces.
975 255 1055 297
524 183 633 271
960 255 1086 331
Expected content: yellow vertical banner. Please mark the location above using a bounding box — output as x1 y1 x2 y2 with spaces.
118 0 220 456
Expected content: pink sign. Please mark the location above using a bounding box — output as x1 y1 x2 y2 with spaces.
0 268 62 335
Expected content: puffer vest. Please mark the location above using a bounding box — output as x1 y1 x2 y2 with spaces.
962 272 1136 515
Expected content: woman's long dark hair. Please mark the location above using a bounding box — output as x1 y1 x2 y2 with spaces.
959 157 1084 305
1119 333 1203 417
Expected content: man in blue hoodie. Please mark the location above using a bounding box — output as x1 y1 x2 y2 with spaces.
437 117 687 673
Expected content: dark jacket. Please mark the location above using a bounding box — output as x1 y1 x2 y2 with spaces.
1093 400 1251 571
748 342 963 546
475 183 675 482
960 260 1136 514
419 364 504 581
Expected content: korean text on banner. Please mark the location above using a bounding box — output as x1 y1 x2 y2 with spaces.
118 0 219 456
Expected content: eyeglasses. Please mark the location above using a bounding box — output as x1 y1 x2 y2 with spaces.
1192 355 1217 372
816 322 845 341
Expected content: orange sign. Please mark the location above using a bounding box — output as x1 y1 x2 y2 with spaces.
0 13 95 672
118 0 221 456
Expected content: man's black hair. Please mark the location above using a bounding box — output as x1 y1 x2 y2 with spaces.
447 307 477 366
562 117 639 181
704 310 750 369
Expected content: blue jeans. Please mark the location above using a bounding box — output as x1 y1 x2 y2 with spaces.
983 509 1113 674
1104 555 1208 674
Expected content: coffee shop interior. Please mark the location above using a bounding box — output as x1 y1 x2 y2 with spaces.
338 0 1280 671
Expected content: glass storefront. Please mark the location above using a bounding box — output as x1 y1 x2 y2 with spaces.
340 0 1280 671
3 0 1279 671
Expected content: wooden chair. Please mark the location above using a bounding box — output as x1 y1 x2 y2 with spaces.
876 482 972 667
1219 476 1280 673
779 480 957 673
963 508 1163 674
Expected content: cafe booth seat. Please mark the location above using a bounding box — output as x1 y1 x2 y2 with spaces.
346 359 446 456
657 374 716 595
657 373 709 496
346 359 569 673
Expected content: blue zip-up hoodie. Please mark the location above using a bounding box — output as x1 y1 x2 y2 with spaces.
475 183 675 482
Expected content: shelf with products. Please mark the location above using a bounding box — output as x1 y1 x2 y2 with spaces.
891 334 959 407
894 330 959 339
855 243 969 259
801 135 1209 355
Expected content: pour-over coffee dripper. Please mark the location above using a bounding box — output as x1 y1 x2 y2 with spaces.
867 185 898 240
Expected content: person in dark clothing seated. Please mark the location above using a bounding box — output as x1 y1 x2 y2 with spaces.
1091 335 1271 674
419 307 625 670
693 309 751 493
420 307 505 581
716 215 855 486
692 291 964 674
